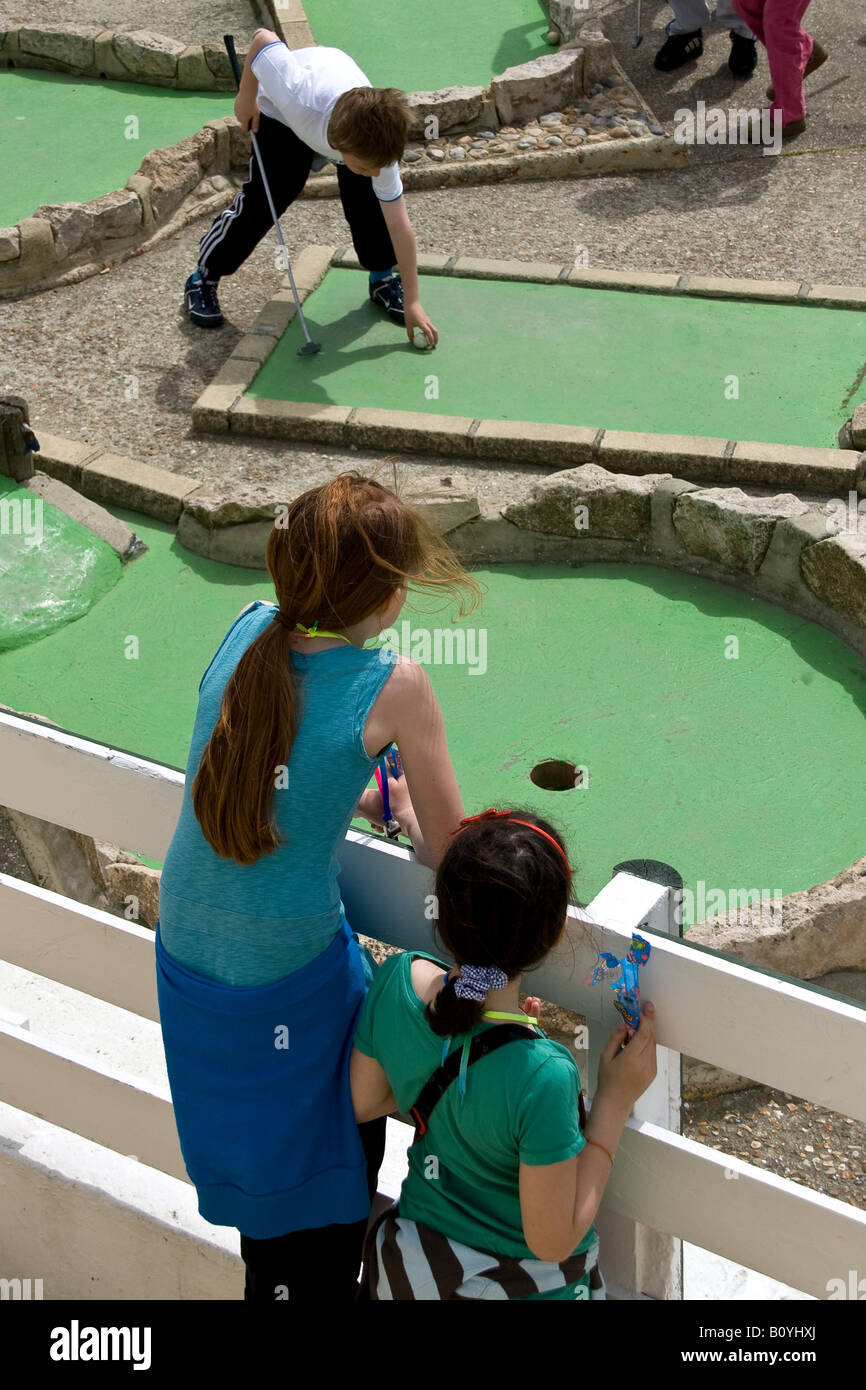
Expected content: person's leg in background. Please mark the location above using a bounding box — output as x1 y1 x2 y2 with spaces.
238 1118 386 1302
665 0 710 34
654 0 708 69
186 114 314 327
761 0 814 127
734 0 814 129
335 164 404 324
715 0 758 74
716 0 756 39
732 0 767 50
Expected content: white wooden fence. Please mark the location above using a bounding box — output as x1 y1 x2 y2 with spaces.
1 709 864 1299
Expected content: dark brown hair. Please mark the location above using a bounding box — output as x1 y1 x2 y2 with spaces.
426 811 576 1037
327 87 411 166
192 472 481 865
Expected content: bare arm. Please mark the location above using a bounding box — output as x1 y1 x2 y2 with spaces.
519 1091 632 1261
520 1007 657 1262
374 658 464 868
380 197 438 347
350 1047 398 1123
235 28 280 131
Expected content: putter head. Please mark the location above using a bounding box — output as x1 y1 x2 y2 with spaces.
633 34 643 46
297 340 322 356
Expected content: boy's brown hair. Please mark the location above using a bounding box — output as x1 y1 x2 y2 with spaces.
327 86 411 167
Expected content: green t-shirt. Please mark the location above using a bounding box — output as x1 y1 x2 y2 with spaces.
353 950 596 1301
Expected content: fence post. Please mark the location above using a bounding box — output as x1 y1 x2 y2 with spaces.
584 866 683 1299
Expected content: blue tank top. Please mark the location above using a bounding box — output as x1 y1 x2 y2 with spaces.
158 600 397 986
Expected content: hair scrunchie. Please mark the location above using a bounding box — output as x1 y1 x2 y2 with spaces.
453 964 508 1001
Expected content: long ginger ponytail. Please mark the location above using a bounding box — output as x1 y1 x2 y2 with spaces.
192 472 481 864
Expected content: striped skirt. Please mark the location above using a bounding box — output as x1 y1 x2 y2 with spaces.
362 1204 606 1301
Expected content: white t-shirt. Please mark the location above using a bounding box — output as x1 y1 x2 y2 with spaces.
250 41 404 202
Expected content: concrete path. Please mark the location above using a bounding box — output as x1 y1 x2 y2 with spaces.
0 1 264 49
595 0 866 152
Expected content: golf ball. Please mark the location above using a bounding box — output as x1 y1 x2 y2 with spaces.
413 328 434 350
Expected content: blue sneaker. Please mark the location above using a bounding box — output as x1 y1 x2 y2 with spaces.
368 272 404 325
185 269 223 327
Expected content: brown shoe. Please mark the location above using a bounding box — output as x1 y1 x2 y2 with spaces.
767 39 827 100
781 118 806 139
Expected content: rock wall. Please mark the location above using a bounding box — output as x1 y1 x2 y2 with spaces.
0 702 159 927
496 464 866 653
0 25 238 89
0 118 237 298
0 12 627 297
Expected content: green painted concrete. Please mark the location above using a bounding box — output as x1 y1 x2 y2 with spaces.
302 0 551 91
0 502 261 864
0 475 120 652
388 565 866 926
247 269 866 448
0 499 863 919
1 70 232 227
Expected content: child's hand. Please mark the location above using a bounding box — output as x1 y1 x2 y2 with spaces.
596 1001 657 1111
354 787 387 831
522 995 541 1021
384 773 413 821
354 778 414 832
405 301 437 349
235 91 260 132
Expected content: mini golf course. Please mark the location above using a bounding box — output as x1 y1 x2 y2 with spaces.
243 265 866 450
301 0 552 91
0 70 231 227
1 497 864 924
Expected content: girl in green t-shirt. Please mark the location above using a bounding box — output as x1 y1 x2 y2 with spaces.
351 808 657 1300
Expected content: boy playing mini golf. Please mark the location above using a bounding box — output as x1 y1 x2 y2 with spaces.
186 29 437 347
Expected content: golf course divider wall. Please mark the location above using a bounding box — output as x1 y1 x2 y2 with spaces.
16 412 866 663
1 21 680 297
0 25 241 90
192 243 866 485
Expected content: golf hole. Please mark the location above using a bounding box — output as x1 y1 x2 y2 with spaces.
530 758 583 791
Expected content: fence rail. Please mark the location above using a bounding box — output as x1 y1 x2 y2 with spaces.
1 710 865 1299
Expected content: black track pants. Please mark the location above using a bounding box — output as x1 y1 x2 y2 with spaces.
198 113 398 281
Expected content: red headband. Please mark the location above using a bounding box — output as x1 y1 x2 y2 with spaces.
450 808 571 870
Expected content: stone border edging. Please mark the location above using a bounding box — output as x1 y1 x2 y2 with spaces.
190 244 866 498
1 13 682 296
0 24 239 89
20 405 866 652
0 116 243 299
0 106 679 298
299 129 685 201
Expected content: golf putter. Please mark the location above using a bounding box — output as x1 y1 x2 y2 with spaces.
223 34 321 356
633 0 643 46
375 746 404 839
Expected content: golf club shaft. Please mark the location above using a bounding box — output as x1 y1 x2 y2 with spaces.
223 34 316 348
247 131 314 345
635 0 643 44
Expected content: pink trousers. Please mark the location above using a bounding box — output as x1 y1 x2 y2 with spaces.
732 0 814 124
